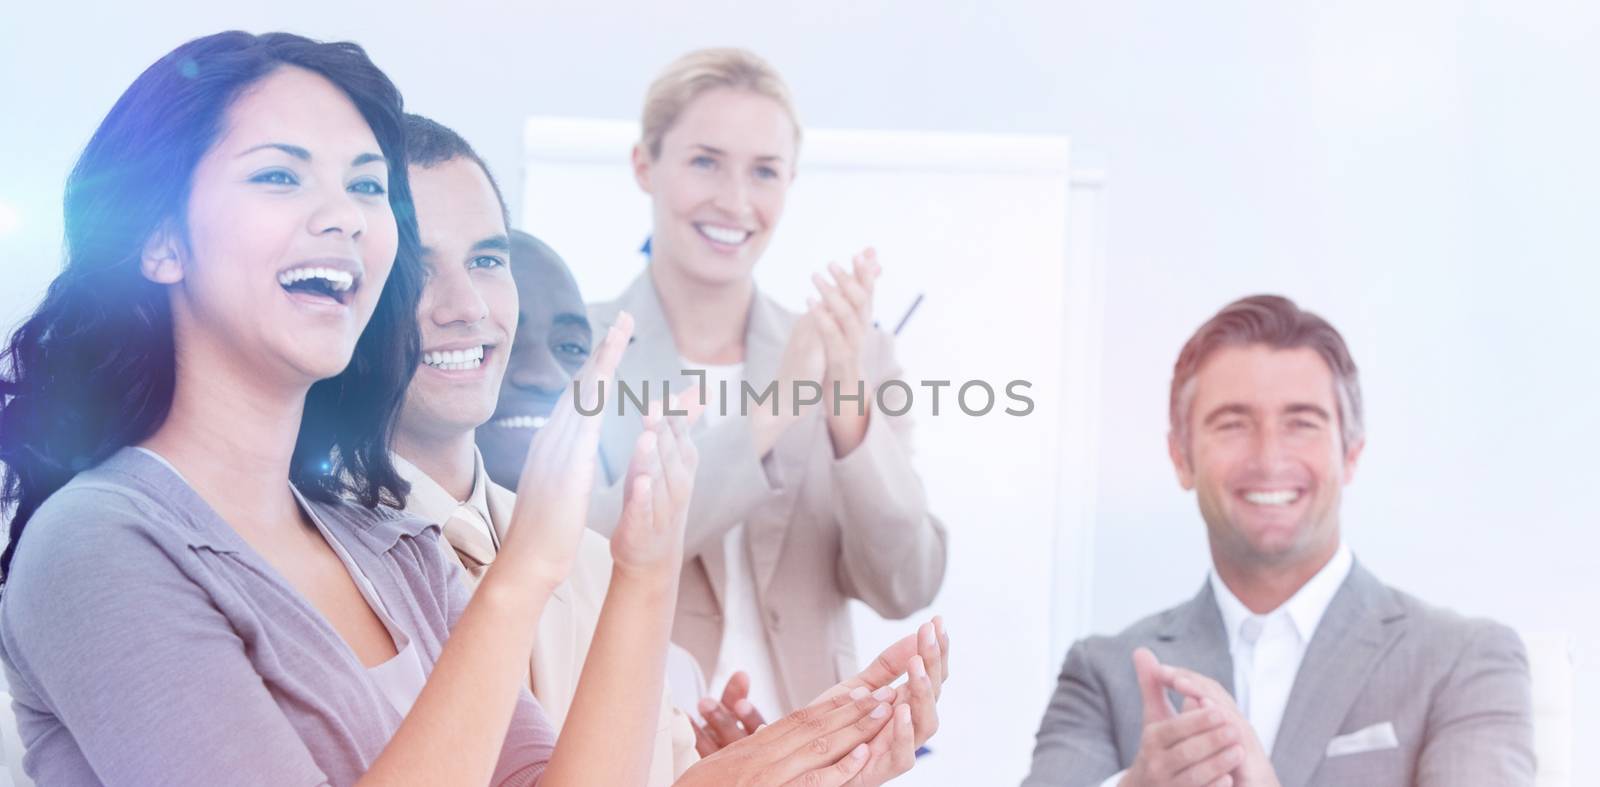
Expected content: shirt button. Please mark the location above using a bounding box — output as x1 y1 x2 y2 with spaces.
1240 616 1265 645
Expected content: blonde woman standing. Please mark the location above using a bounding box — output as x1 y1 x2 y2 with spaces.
586 48 949 751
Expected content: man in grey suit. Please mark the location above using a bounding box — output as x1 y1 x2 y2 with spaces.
1024 295 1535 787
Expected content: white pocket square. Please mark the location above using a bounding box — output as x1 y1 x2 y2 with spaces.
1325 721 1399 757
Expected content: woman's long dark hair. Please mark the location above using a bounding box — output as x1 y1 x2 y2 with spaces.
0 31 424 584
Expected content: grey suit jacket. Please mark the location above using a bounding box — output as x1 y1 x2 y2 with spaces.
586 271 948 712
1024 561 1535 787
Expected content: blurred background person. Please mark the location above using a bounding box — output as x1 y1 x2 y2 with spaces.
585 47 948 727
477 232 595 489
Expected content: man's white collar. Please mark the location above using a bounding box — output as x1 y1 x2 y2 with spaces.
1210 542 1354 643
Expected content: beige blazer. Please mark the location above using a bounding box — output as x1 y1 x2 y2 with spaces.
587 272 949 712
393 454 697 785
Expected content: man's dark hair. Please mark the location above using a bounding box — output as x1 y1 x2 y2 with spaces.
402 113 510 228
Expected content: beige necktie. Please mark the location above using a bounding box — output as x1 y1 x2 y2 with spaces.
442 505 497 580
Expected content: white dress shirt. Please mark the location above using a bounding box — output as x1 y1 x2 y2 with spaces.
689 358 787 721
1102 543 1353 787
1209 542 1352 755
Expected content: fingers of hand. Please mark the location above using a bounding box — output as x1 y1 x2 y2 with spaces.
734 699 766 735
649 446 672 533
624 474 653 531
1133 647 1176 724
858 631 919 689
934 615 950 682
595 311 634 375
808 297 853 371
692 720 720 757
828 700 894 764
906 654 940 746
770 689 893 782
797 742 868 787
674 384 708 426
650 408 680 476
624 429 658 489
657 415 696 507
523 381 587 478
721 671 751 707
698 697 747 746
719 670 765 734
859 703 916 784
887 703 916 774
1169 741 1243 787
829 259 874 326
811 272 863 346
812 686 895 743
855 247 882 284
1169 669 1232 710
666 409 698 468
575 314 631 415
1181 693 1208 717
917 620 944 698
1147 706 1230 753
765 681 864 740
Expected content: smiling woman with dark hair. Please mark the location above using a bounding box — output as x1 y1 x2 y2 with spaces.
0 30 693 786
0 32 425 572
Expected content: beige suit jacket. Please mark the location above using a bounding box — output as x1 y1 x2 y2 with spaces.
587 272 949 713
393 453 697 785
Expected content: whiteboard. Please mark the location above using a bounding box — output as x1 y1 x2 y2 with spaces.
522 117 1106 785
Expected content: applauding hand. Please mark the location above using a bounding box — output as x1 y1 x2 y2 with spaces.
610 392 699 585
807 249 881 457
693 671 769 756
1163 662 1281 787
683 617 948 786
1118 647 1252 787
501 312 632 591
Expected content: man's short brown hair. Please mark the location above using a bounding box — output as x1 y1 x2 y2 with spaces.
1170 295 1363 451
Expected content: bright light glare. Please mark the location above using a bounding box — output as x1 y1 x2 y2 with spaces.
0 202 20 237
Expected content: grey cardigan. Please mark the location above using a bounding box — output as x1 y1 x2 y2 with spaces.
0 448 556 786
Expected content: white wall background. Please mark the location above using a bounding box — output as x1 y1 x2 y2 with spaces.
2 0 1597 783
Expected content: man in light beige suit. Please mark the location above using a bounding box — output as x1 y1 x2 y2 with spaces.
391 115 695 784
1024 295 1535 787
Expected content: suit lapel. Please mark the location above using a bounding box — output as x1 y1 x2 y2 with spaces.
596 273 683 486
1269 562 1406 786
601 271 737 609
1156 583 1236 700
598 276 814 603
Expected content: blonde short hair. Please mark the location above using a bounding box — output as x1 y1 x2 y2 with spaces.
639 47 801 159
